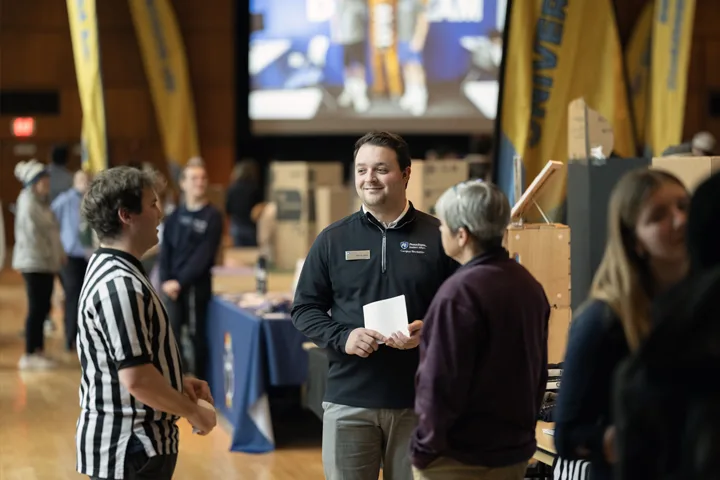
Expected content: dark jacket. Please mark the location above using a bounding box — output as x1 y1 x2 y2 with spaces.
411 248 550 469
159 203 223 289
291 203 458 409
613 267 720 480
225 179 263 228
554 300 630 480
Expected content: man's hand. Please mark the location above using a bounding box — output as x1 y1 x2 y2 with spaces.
187 402 217 436
162 280 181 300
345 328 386 358
183 376 214 405
386 320 423 350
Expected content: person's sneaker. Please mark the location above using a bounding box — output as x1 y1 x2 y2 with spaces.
18 353 58 370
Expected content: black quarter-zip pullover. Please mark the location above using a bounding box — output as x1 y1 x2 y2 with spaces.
292 202 458 409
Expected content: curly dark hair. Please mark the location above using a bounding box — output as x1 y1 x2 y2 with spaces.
81 166 157 241
354 131 412 171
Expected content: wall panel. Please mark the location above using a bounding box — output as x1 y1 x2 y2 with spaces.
0 32 75 87
0 0 234 247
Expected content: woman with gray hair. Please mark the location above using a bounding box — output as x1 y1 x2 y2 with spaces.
410 180 550 480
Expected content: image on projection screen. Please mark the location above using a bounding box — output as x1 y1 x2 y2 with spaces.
249 0 507 134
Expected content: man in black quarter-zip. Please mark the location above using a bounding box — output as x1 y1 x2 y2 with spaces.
292 131 458 480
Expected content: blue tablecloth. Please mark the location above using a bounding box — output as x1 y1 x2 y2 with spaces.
207 296 308 453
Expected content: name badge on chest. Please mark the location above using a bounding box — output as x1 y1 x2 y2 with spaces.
345 250 371 261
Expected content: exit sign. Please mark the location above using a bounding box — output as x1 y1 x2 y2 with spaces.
11 117 35 137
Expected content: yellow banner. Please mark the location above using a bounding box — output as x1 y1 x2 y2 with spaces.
496 0 635 218
625 2 654 150
67 0 109 173
129 0 200 172
648 0 696 156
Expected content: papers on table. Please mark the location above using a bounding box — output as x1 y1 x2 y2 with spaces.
363 295 409 341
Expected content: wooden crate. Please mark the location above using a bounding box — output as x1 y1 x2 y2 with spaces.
548 307 571 364
505 223 571 308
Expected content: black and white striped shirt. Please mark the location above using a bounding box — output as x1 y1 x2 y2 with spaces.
75 248 184 480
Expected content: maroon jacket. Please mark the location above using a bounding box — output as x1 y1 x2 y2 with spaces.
411 247 550 469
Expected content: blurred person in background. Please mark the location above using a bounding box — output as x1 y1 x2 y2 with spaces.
12 159 66 370
44 144 74 335
411 180 549 480
48 144 74 203
331 0 371 113
397 0 429 116
554 168 689 480
225 158 265 247
613 170 720 480
369 0 403 100
140 164 175 278
160 163 223 380
661 130 715 157
51 170 92 352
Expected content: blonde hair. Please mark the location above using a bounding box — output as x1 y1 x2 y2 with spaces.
590 168 686 351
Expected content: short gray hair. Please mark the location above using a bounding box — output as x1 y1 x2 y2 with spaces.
434 180 510 247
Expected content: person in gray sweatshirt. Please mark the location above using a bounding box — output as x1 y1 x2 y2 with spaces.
12 159 66 370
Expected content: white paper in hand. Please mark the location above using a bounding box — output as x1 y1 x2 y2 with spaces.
363 294 409 342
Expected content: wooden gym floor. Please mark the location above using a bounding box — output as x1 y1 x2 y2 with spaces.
0 269 325 480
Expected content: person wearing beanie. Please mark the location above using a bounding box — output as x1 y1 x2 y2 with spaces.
12 159 66 370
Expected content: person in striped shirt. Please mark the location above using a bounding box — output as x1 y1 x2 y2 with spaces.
76 166 217 480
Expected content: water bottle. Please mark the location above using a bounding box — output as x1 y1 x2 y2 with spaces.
256 255 268 295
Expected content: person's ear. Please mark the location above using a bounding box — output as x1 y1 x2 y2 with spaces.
118 208 132 226
457 227 469 248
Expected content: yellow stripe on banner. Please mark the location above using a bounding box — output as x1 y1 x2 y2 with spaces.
648 0 696 156
129 0 200 175
496 0 635 220
625 2 654 150
67 0 109 174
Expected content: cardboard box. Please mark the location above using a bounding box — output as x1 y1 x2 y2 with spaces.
466 154 493 182
505 223 571 308
406 159 469 215
269 161 343 269
270 162 344 223
315 185 351 235
222 247 259 267
548 307 571 364
651 156 720 191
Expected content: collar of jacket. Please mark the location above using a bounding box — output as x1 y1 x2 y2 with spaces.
358 201 417 230
458 246 510 271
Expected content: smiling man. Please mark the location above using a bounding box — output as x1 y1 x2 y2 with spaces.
292 131 458 480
